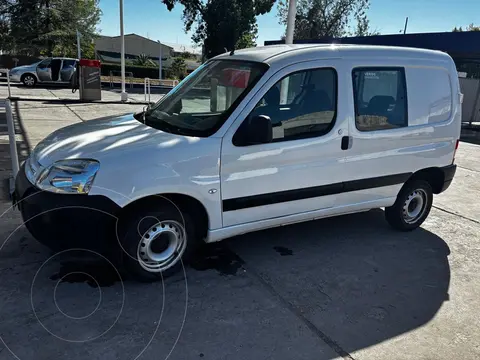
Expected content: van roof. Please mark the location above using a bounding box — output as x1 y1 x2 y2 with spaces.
213 44 452 64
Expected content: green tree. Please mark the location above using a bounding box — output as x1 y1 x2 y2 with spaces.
161 0 274 59
277 0 375 39
169 57 187 79
134 53 157 67
4 0 101 56
236 31 257 49
453 24 480 32
180 50 198 59
0 0 14 52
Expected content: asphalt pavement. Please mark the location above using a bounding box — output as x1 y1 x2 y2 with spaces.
0 83 479 360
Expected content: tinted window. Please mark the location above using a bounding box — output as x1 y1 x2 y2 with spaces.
38 59 51 68
353 68 408 131
62 60 76 69
244 68 337 142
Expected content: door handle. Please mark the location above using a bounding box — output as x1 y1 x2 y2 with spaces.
341 136 350 150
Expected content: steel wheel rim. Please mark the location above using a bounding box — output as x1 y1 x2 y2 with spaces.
403 189 428 224
24 76 35 86
137 220 186 273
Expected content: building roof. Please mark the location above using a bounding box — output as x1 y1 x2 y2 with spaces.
162 42 201 55
213 44 451 64
97 34 174 50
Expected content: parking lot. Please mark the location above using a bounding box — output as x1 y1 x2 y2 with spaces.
0 83 479 360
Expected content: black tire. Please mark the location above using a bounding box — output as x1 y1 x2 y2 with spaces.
385 180 433 231
21 73 37 87
118 200 199 282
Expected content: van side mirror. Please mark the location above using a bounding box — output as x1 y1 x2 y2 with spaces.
233 115 273 146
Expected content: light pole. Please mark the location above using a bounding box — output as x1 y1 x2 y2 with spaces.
158 40 163 81
285 0 296 44
119 0 127 102
76 30 81 59
281 0 296 104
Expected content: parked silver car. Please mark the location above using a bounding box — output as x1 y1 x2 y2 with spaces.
9 57 78 87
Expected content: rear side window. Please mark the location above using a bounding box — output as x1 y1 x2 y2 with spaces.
353 68 408 131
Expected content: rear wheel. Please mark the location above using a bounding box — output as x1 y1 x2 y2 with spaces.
21 74 37 87
118 200 199 282
385 180 433 231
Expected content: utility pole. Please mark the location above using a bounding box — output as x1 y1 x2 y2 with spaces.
119 0 127 102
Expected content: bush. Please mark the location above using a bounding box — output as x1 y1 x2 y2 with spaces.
101 62 163 79
169 57 187 80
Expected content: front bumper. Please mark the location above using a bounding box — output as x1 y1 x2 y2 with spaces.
9 74 21 82
15 163 121 251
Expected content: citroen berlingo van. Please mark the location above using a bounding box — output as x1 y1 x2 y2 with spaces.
15 45 461 281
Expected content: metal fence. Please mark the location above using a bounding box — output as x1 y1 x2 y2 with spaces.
0 69 12 98
460 77 480 126
109 70 134 89
0 98 19 194
144 78 151 103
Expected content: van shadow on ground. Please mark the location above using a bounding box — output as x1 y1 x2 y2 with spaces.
226 209 451 357
0 208 450 359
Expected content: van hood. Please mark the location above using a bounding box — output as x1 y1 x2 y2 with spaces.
33 114 196 165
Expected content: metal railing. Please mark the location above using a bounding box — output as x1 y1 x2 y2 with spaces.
0 99 19 194
144 78 151 103
1 69 12 98
158 79 179 87
109 70 134 89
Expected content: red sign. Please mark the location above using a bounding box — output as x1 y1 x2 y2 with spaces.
79 59 101 68
220 68 251 88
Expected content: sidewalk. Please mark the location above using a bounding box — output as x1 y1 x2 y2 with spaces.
0 84 157 200
1 82 164 103
0 83 160 147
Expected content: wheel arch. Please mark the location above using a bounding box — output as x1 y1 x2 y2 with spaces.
406 167 445 194
118 193 210 242
21 72 38 83
21 72 38 80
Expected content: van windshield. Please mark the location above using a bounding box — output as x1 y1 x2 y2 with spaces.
139 60 268 137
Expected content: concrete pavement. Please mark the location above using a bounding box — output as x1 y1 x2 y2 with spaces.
0 83 479 360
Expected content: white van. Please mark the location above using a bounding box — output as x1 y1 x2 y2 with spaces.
14 45 461 281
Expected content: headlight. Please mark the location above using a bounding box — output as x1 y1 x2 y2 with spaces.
35 159 100 194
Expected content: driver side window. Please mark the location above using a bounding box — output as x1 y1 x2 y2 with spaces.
38 59 51 69
245 67 337 143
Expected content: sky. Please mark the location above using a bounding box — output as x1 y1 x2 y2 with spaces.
99 0 480 49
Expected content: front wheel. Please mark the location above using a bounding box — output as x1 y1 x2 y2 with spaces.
21 74 37 87
385 180 433 231
118 201 199 282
